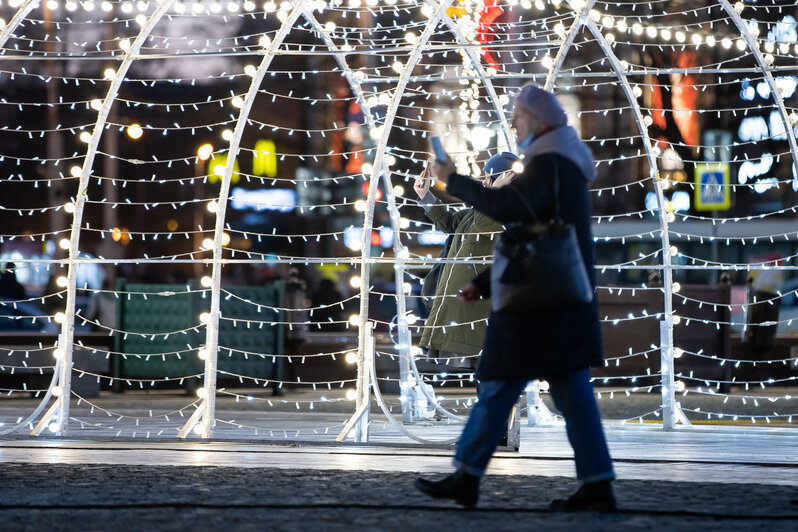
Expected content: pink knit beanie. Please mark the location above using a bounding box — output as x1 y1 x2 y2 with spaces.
515 84 568 128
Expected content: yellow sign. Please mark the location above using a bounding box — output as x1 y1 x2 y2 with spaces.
694 163 730 211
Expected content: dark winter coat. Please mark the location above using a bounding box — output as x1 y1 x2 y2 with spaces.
446 149 603 381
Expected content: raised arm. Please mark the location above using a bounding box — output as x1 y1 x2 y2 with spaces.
446 154 558 225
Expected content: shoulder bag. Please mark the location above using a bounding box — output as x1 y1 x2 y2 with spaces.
490 158 593 313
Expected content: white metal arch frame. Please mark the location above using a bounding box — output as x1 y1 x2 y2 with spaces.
545 1 680 428
340 0 455 443
389 0 518 425
0 0 63 436
720 0 798 189
0 0 40 52
26 0 177 437
178 0 307 439
305 3 479 429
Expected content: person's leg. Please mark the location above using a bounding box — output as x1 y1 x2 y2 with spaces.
547 369 614 482
415 380 526 507
453 379 528 476
547 369 615 511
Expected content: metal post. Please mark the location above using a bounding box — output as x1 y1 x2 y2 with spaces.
660 318 675 429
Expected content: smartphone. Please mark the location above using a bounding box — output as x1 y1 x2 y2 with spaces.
430 136 448 163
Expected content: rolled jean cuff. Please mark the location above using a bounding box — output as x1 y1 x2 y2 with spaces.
452 458 485 477
581 470 616 484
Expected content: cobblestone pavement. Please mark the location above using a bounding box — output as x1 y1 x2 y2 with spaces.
0 464 796 531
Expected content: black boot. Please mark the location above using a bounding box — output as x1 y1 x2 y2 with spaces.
414 470 480 508
549 480 616 512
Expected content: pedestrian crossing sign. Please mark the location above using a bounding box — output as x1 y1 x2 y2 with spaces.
694 163 730 211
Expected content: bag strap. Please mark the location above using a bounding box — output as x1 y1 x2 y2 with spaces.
506 155 561 224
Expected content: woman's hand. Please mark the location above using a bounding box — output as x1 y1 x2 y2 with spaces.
457 283 482 303
491 170 515 189
414 163 432 199
432 157 456 185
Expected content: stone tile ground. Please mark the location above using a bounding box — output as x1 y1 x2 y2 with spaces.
0 464 795 531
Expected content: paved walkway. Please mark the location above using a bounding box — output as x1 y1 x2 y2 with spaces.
2 389 798 530
1 424 797 530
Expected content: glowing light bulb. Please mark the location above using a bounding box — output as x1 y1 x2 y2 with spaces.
244 65 257 77
103 67 115 80
70 165 82 178
354 200 367 212
207 200 219 213
221 129 234 141
64 202 75 214
231 96 244 108
119 38 131 51
48 422 61 433
202 238 214 250
199 312 211 324
345 389 358 401
127 123 143 140
193 423 205 435
200 276 213 287
672 282 681 293
349 276 361 289
674 380 686 392
79 131 92 143
406 313 418 325
198 349 209 360
345 351 358 364
52 385 63 397
90 99 103 111
348 314 360 327
673 347 684 359
52 348 65 360
197 387 208 398
59 238 71 250
54 312 65 323
511 161 525 174
197 143 213 161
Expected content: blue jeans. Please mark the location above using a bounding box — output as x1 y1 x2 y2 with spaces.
453 369 615 484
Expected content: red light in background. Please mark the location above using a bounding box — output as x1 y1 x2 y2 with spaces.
370 232 381 246
361 182 383 201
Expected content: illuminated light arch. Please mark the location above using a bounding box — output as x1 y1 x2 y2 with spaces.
32 0 178 436
543 1 680 428
0 0 795 440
